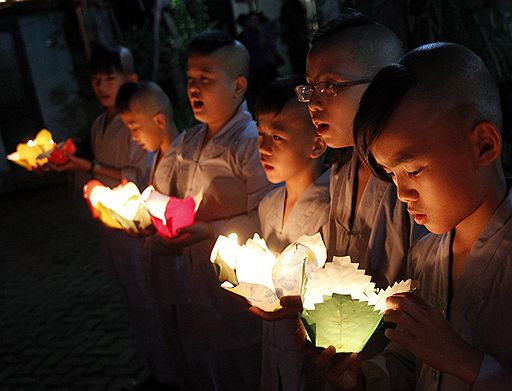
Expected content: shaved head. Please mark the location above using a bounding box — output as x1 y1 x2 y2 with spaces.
355 42 502 179
116 81 173 119
311 10 404 76
399 43 501 129
187 31 250 78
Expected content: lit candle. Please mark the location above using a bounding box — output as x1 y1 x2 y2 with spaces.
211 233 327 312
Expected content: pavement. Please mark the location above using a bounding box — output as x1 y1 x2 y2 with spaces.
0 183 157 390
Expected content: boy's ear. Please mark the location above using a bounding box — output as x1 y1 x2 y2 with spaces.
128 73 138 82
470 120 502 167
234 75 248 98
153 113 167 128
310 135 327 159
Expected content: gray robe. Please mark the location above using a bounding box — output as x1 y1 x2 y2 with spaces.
258 170 330 391
168 101 275 390
327 153 423 288
364 185 512 391
141 141 193 387
91 112 148 188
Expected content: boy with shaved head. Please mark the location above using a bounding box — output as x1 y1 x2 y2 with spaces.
320 42 512 390
116 81 195 389
159 31 275 390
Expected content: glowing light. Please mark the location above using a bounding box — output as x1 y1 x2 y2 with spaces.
301 256 414 352
6 129 55 170
140 186 202 238
83 180 151 231
211 233 327 312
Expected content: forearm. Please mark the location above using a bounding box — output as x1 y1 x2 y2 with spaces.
444 343 483 385
92 162 122 182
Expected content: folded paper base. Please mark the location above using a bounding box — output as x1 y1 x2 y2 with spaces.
300 293 383 353
221 281 281 312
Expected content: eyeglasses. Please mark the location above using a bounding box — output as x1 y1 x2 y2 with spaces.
294 79 372 103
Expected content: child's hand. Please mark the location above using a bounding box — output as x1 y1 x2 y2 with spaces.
158 221 213 249
122 224 156 238
33 161 50 175
48 155 90 172
384 292 483 384
295 319 363 390
249 295 303 321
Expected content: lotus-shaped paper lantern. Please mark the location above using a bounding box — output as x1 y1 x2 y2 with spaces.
301 256 413 353
140 186 202 238
7 129 55 170
83 180 151 231
210 233 327 312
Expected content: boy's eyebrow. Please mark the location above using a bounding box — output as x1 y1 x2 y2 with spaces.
379 153 416 169
187 67 215 75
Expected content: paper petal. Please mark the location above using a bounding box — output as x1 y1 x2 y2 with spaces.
301 293 383 353
212 252 239 286
165 196 196 237
224 282 281 312
211 233 327 312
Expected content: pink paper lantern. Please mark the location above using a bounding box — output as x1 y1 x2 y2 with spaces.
150 196 197 238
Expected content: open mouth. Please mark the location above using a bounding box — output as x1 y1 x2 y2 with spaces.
408 208 427 225
315 123 330 135
261 161 273 171
192 100 204 110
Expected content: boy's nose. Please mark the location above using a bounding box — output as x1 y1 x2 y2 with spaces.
395 179 419 203
307 93 323 112
187 80 200 92
258 137 272 155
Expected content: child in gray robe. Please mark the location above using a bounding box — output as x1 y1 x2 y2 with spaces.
323 43 512 390
252 77 329 391
158 31 275 391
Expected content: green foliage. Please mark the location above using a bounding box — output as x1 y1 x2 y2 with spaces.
122 0 214 129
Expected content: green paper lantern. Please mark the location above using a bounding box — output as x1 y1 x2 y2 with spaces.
301 293 383 352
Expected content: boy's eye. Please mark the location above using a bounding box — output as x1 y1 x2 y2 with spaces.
406 168 422 177
272 135 283 141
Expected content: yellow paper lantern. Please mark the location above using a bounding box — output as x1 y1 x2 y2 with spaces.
6 129 54 170
84 180 151 231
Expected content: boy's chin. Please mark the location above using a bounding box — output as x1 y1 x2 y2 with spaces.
265 174 284 184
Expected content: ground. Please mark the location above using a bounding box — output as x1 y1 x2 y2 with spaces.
0 182 151 390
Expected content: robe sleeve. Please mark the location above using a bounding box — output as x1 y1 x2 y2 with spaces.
209 135 274 241
472 354 512 390
361 344 416 391
120 138 150 189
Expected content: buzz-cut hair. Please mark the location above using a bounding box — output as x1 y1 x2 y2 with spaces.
311 8 374 45
116 81 173 119
187 31 236 56
90 44 135 75
255 76 305 120
310 9 404 76
187 30 250 78
354 42 502 181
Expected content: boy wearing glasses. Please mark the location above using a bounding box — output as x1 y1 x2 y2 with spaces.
295 9 424 290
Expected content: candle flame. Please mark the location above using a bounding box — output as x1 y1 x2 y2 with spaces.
27 140 35 147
